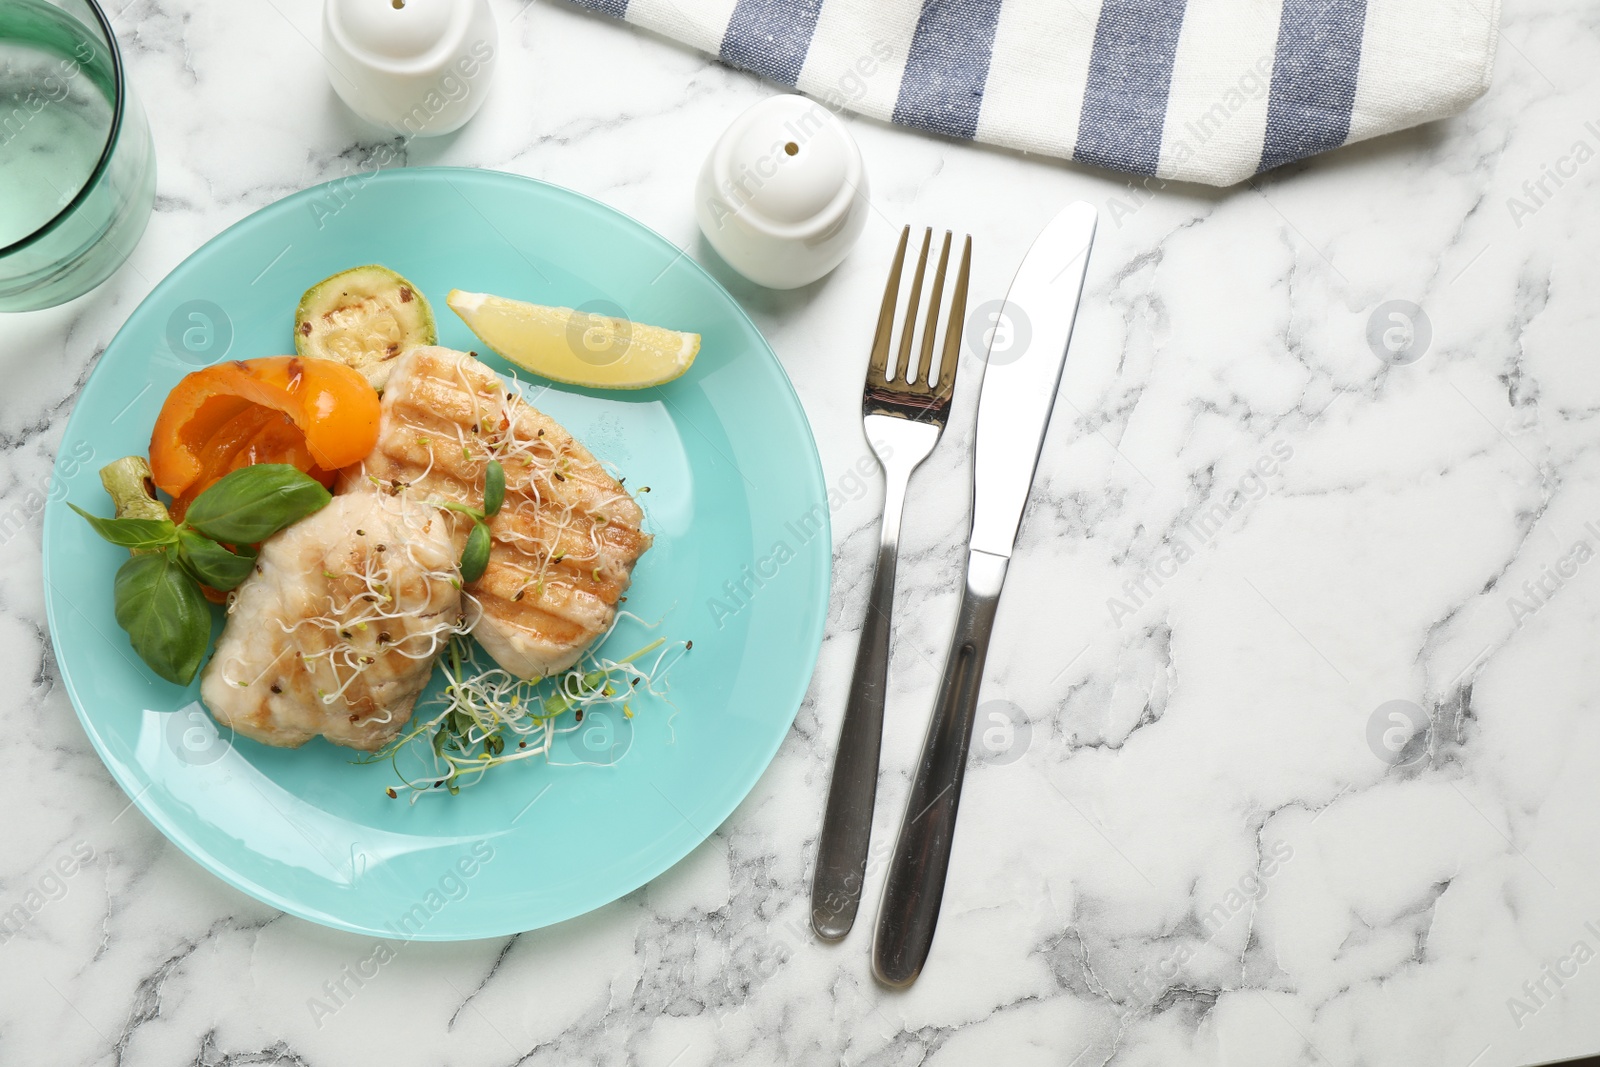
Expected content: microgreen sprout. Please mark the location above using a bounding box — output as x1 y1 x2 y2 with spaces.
358 625 690 799
432 459 504 584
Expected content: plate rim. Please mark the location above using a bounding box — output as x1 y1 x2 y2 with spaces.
42 165 831 940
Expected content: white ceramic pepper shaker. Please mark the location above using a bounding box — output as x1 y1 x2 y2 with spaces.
323 0 498 137
696 95 870 290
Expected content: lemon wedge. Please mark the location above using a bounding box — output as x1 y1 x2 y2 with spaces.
447 290 699 390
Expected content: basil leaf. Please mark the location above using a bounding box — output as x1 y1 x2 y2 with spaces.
69 503 177 550
183 464 331 544
460 520 491 583
177 530 256 591
112 550 211 685
483 460 505 518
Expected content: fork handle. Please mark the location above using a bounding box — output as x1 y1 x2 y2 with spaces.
872 548 1009 986
811 464 912 940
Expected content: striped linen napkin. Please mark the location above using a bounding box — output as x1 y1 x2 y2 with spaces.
569 0 1500 187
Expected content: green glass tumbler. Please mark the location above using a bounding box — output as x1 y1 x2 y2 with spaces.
0 0 155 312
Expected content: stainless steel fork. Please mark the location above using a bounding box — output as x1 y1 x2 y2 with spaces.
811 225 972 941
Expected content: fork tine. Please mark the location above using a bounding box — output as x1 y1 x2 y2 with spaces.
866 226 910 383
934 235 972 397
912 231 953 393
893 228 933 382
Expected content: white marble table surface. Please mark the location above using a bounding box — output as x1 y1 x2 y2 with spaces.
4 0 1600 1064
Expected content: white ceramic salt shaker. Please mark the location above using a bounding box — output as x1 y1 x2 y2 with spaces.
696 95 870 290
323 0 498 137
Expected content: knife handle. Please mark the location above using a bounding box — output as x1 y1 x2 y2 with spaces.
872 548 1009 986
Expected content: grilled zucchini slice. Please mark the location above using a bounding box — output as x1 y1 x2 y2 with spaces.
294 265 436 389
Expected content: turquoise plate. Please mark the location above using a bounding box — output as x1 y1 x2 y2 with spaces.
41 167 830 939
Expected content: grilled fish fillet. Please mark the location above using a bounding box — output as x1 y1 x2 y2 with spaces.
199 491 463 751
352 346 651 678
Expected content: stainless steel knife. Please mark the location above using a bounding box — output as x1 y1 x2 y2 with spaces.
871 201 1098 986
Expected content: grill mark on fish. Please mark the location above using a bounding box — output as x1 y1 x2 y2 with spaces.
357 347 651 677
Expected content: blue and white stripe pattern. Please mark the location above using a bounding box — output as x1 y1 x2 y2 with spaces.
569 0 1499 187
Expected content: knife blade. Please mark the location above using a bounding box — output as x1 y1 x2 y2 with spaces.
970 200 1097 558
871 201 1097 987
